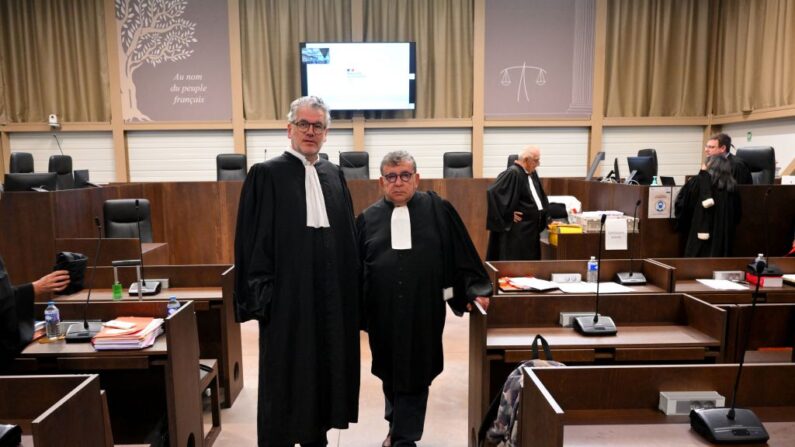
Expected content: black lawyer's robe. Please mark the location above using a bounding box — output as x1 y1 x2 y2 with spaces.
675 171 741 257
356 191 491 393
727 153 754 185
234 153 360 446
485 165 549 261
0 256 35 371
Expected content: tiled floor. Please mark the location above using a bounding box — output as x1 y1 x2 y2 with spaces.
211 308 471 446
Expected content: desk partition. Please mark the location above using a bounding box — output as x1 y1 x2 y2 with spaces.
520 364 795 447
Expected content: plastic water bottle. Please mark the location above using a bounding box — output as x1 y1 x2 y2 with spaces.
587 256 599 283
651 176 660 186
167 296 180 317
44 301 61 340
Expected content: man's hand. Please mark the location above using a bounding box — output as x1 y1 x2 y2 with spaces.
466 296 490 312
512 211 523 223
32 270 70 296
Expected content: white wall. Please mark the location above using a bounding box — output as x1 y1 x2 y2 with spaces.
601 126 704 184
126 130 234 182
722 117 795 176
364 128 472 179
9 132 116 183
483 127 589 178
245 128 354 167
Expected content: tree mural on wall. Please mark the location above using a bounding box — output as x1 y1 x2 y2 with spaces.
115 0 198 121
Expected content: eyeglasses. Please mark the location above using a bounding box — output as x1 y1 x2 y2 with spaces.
383 171 415 183
292 120 326 132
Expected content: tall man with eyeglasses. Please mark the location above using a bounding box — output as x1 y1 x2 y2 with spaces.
234 96 361 447
356 151 491 447
486 146 550 260
703 133 753 185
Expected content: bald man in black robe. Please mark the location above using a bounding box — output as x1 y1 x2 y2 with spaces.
234 96 360 447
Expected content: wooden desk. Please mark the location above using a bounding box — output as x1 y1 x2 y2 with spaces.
652 257 795 304
723 303 795 363
51 264 243 408
468 293 725 447
486 259 674 294
14 301 203 447
0 374 109 446
542 232 642 261
519 364 795 446
55 238 170 266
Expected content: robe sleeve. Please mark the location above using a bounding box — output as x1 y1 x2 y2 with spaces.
1 267 34 362
430 192 493 316
233 164 276 323
486 168 522 232
674 174 699 233
354 212 368 332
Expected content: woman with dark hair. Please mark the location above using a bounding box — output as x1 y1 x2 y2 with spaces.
675 155 742 257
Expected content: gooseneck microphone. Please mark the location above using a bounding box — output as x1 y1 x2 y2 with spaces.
52 133 65 156
689 260 769 444
128 199 161 296
574 214 617 336
65 217 103 343
616 199 647 285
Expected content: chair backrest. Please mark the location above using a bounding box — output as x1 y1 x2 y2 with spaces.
736 146 776 185
318 153 329 160
216 153 247 181
9 152 34 173
48 155 75 190
339 151 369 179
637 148 659 177
507 154 518 168
103 199 154 242
443 152 473 178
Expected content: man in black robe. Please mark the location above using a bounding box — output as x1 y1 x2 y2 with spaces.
234 96 360 447
486 146 550 260
704 133 754 185
357 151 492 447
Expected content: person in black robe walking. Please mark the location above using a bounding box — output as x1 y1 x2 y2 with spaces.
485 146 550 260
704 133 753 185
356 151 492 447
675 155 741 257
234 96 360 447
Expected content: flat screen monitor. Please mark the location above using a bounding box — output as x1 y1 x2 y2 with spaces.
627 156 655 185
3 172 58 192
300 42 416 111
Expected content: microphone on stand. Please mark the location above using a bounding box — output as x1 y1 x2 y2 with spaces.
574 214 617 336
128 199 161 296
65 217 104 342
616 199 647 285
690 259 769 444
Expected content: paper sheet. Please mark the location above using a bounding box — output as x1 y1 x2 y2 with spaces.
558 282 634 294
605 218 628 250
696 279 749 291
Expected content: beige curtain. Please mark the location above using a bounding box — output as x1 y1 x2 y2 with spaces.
240 0 351 121
363 0 473 119
0 0 109 123
604 0 712 117
713 0 795 115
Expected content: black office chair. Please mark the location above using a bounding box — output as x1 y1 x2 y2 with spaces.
736 146 776 185
216 154 247 181
319 153 329 160
339 151 369 179
48 155 75 190
637 148 659 177
9 152 34 173
443 152 473 178
103 199 154 242
507 154 518 168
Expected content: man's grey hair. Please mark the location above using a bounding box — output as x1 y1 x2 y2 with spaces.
380 150 417 175
287 96 331 127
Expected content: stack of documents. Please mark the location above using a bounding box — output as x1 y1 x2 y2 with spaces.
92 317 164 350
505 276 559 291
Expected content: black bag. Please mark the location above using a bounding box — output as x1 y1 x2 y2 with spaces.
53 251 87 295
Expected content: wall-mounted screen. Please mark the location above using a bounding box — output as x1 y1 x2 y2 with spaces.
300 42 416 111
